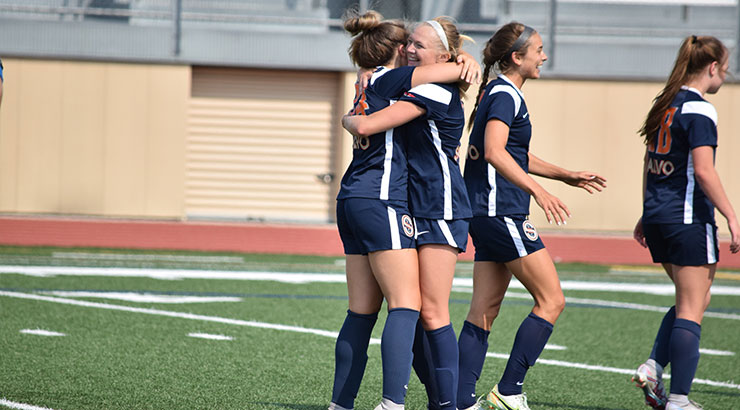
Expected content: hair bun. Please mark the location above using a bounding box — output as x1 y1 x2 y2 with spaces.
343 10 383 36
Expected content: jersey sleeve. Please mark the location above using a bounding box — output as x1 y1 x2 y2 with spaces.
399 82 454 121
682 101 718 148
372 66 415 99
484 85 520 127
0 58 4 82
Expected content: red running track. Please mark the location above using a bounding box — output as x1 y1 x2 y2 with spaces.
1 216 739 268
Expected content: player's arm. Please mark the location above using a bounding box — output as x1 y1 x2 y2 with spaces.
342 101 425 138
410 53 481 88
692 145 740 253
633 148 649 248
528 153 606 194
484 119 570 225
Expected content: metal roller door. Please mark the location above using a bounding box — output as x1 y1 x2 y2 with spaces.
187 67 338 222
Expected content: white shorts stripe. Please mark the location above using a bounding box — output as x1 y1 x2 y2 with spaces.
504 217 527 257
706 223 717 264
436 219 458 248
387 206 401 250
684 151 695 224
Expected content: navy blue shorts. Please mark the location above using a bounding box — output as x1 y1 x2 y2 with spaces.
469 215 545 263
336 198 416 255
643 222 719 266
414 217 469 252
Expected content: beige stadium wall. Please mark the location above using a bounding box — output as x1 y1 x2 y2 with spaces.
0 58 190 219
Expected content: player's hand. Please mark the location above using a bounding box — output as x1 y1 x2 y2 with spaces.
633 218 647 248
727 217 740 253
563 171 607 194
533 188 570 226
357 68 374 90
456 52 482 84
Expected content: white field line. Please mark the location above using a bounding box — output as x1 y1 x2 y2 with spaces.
51 252 244 264
3 265 740 296
451 288 740 321
700 348 736 356
0 398 57 410
19 329 65 337
486 353 740 390
187 332 233 341
41 291 242 304
2 290 738 391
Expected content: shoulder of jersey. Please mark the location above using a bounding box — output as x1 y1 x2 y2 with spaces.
681 96 717 126
407 83 453 105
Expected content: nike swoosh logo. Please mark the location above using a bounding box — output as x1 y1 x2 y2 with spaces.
516 381 524 386
415 230 429 237
522 112 529 119
440 401 451 406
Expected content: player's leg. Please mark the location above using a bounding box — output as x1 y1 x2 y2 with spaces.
457 261 511 410
331 254 383 410
487 248 562 409
666 263 715 409
369 248 421 409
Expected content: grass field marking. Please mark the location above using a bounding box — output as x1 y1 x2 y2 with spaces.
611 265 740 281
51 252 245 264
19 329 65 337
187 332 234 341
699 348 735 356
41 291 242 304
0 398 57 410
485 353 740 390
4 290 738 392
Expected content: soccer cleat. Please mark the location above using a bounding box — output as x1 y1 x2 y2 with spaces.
373 398 404 410
665 400 703 410
460 396 495 410
632 361 668 409
328 403 352 410
485 385 530 410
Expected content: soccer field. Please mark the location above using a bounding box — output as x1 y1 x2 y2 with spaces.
1 246 739 410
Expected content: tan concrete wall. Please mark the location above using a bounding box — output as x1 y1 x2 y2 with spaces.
0 58 190 219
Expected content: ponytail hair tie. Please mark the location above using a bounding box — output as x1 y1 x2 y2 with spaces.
691 35 697 44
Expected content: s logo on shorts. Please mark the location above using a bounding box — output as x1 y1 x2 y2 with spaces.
522 220 538 241
401 215 414 237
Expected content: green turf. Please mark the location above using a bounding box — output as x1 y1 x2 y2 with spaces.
1 246 739 409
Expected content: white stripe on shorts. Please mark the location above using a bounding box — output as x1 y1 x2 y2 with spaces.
387 206 401 250
436 219 458 248
706 223 717 264
504 217 527 258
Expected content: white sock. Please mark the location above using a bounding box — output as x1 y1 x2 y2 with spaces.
328 402 353 410
668 393 690 405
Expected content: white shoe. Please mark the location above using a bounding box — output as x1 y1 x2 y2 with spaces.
374 398 405 410
486 385 530 410
461 397 494 410
632 360 668 409
328 403 352 410
666 398 703 410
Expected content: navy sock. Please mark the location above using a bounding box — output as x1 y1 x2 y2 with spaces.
498 313 553 396
650 306 676 368
669 318 701 395
412 320 440 409
381 308 420 404
426 323 459 409
457 321 490 409
332 310 378 408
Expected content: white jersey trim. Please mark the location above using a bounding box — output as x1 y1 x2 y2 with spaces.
706 223 717 264
437 219 458 248
380 128 394 200
387 206 401 250
408 83 452 105
429 120 453 219
490 85 522 120
682 101 718 126
487 163 498 216
369 66 391 86
684 151 696 224
505 217 528 258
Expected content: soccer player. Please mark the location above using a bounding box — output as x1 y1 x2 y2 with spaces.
331 11 480 410
458 22 606 410
632 35 739 410
342 18 475 410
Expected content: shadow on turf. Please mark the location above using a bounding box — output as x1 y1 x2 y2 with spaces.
256 403 327 410
693 387 740 399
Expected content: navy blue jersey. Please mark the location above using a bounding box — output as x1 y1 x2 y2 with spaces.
401 82 472 220
643 87 718 225
464 75 531 216
338 66 416 202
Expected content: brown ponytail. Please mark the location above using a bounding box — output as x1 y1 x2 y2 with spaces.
468 22 532 129
343 10 409 69
640 35 727 145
